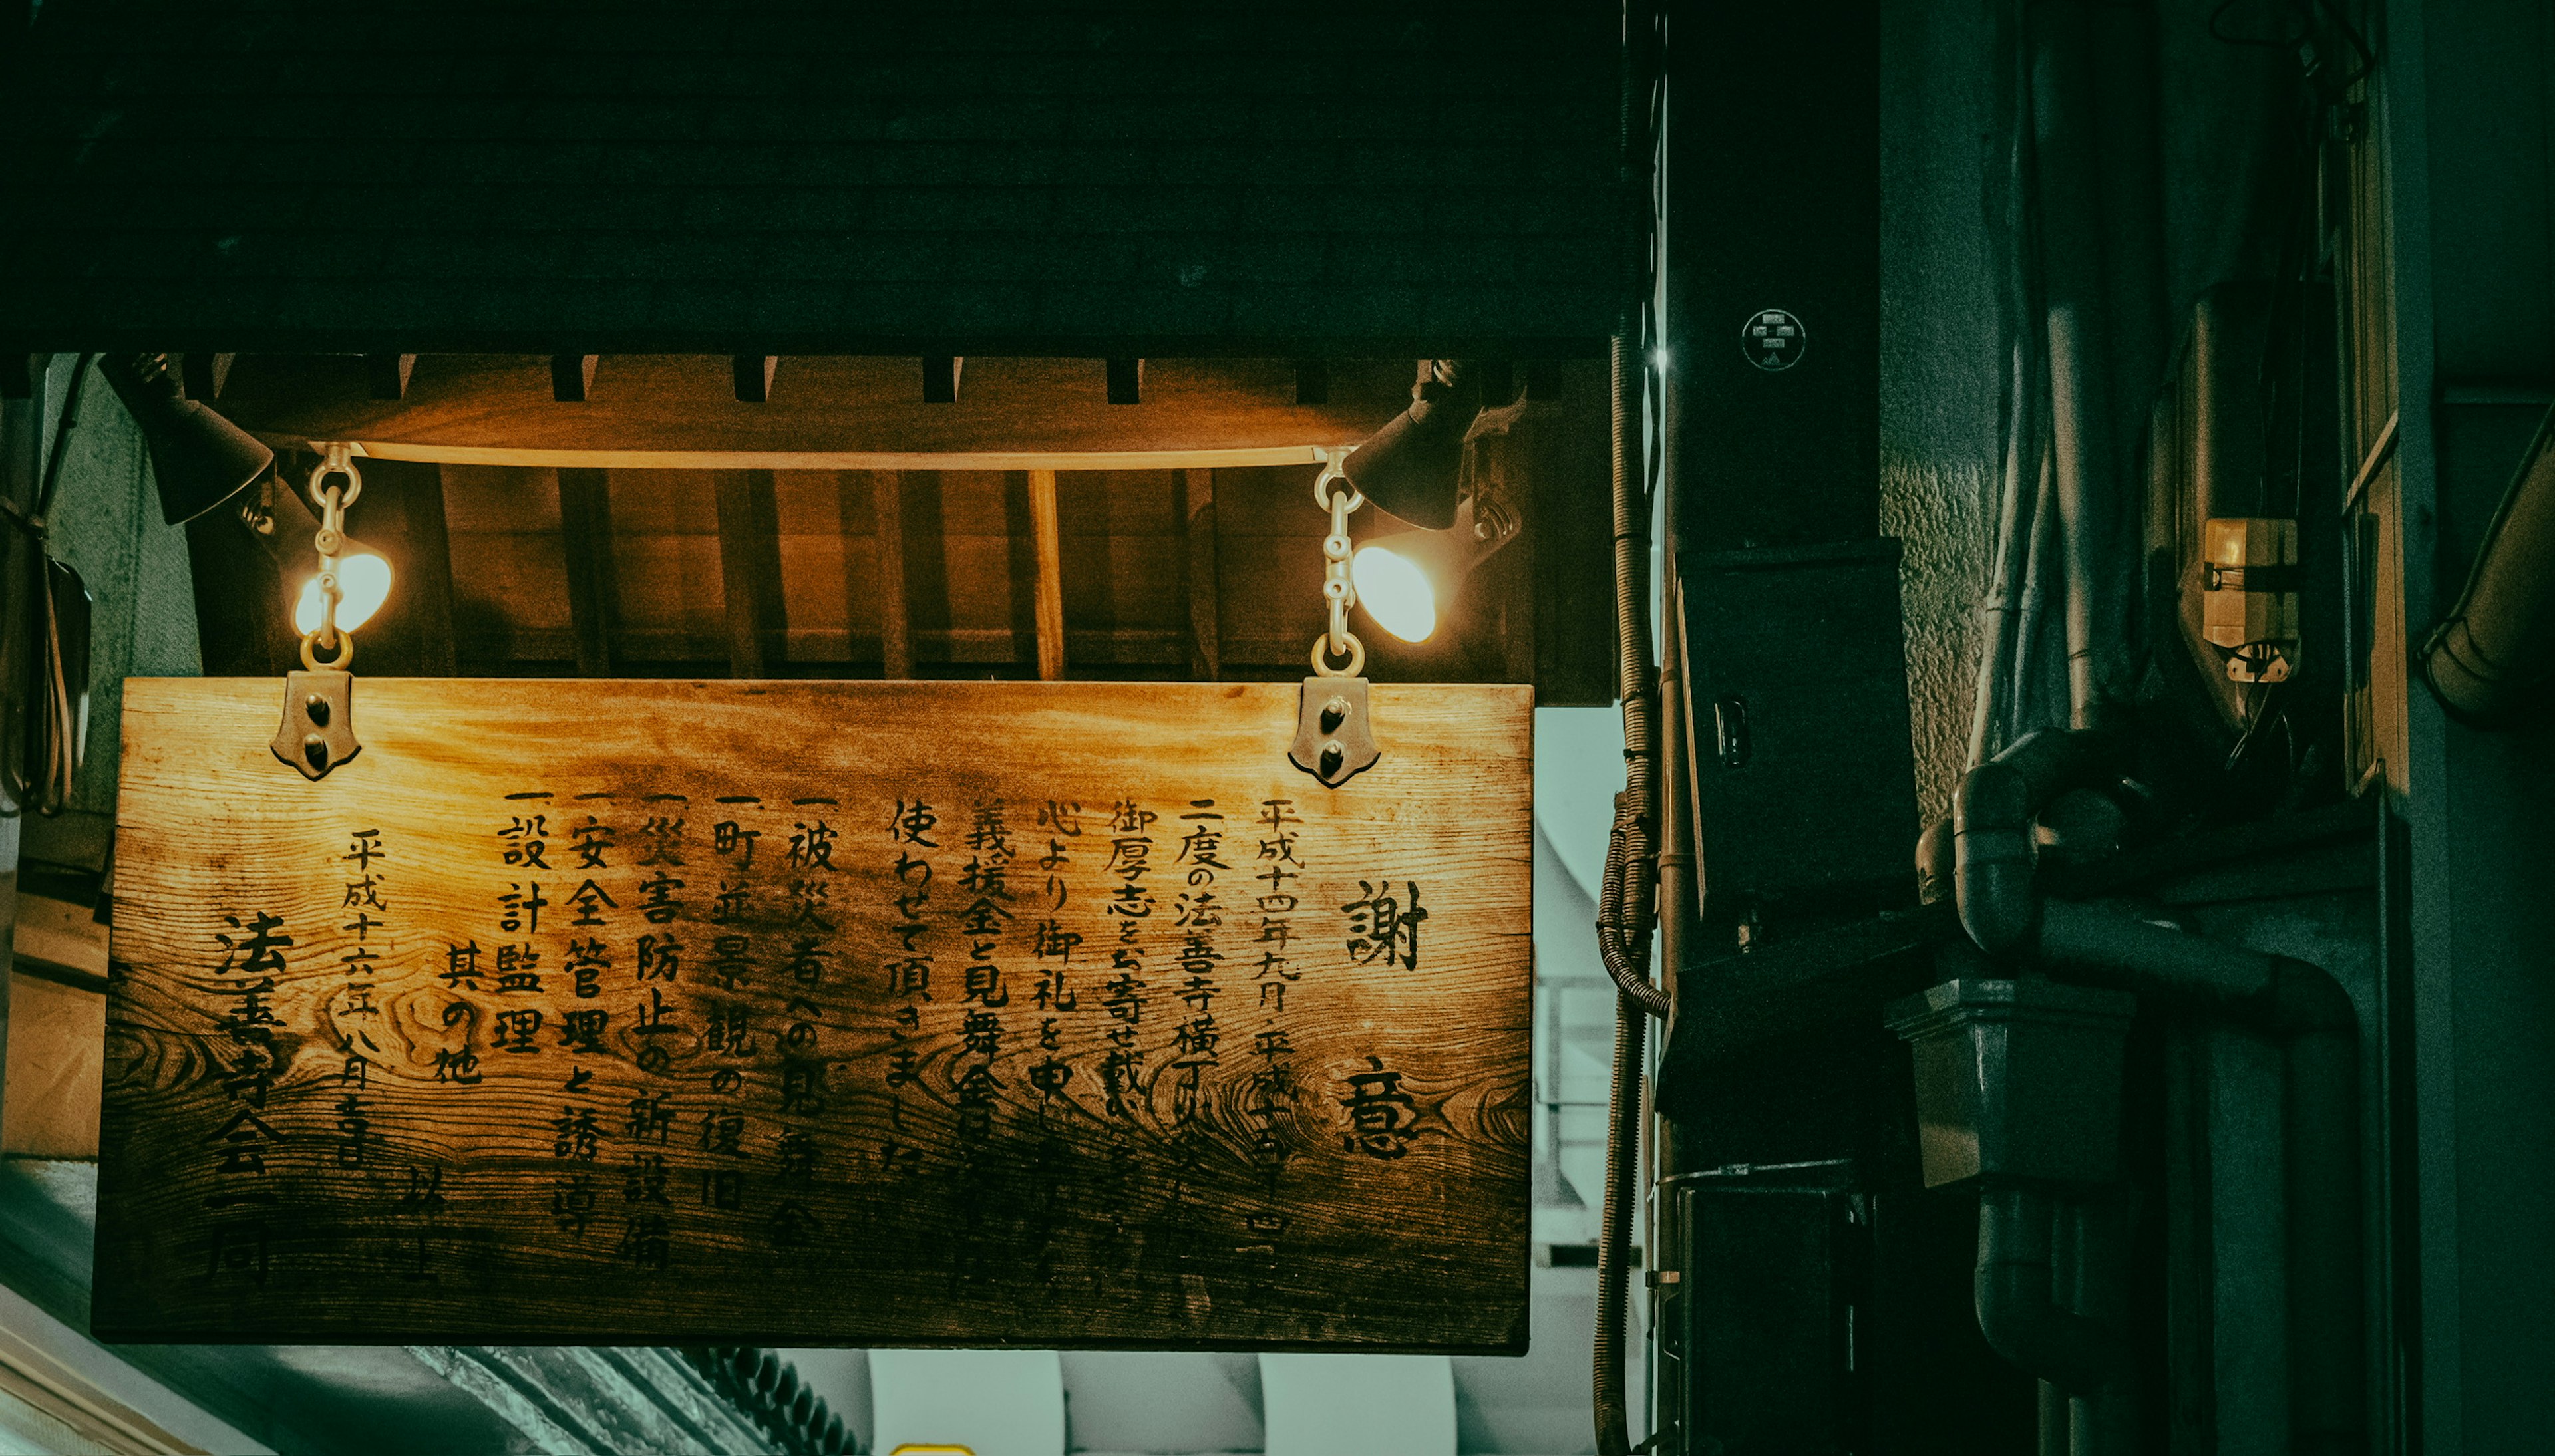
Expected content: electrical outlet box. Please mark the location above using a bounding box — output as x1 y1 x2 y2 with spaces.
1677 538 1920 922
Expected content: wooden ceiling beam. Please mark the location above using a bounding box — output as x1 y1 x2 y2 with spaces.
713 469 783 675
552 354 599 402
1105 357 1142 405
402 462 458 675
1180 466 1220 680
1293 359 1327 405
733 355 778 403
214 354 1426 458
556 468 617 674
365 353 417 400
870 470 914 680
922 356 961 404
179 351 233 400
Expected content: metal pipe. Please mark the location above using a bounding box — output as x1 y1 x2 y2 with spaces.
2028 1 2132 732
2010 437 2061 732
1650 383 1697 1456
1951 728 2110 954
1975 1187 2123 1395
1971 334 2041 769
2031 903 2367 1453
2420 402 2555 723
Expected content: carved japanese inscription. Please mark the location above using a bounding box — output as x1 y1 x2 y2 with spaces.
97 679 1532 1348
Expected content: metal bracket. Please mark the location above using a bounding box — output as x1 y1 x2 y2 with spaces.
1289 676 1379 787
273 670 360 780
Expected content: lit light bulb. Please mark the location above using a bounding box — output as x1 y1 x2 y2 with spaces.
294 551 395 635
1351 544 1437 643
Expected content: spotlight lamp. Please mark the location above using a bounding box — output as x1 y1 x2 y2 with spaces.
293 541 394 635
1339 359 1480 531
1350 492 1521 645
96 353 275 525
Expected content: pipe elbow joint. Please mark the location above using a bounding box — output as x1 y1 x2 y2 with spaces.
1954 763 2038 954
1973 1188 2121 1395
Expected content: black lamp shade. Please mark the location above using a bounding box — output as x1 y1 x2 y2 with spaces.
1341 360 1480 530
98 354 275 525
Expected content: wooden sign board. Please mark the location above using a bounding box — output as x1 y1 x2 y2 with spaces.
98 679 1532 1348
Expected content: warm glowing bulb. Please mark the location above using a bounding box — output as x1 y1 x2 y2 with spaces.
295 552 394 635
1352 544 1437 643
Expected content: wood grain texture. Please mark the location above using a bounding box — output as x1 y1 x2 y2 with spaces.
100 678 1532 1348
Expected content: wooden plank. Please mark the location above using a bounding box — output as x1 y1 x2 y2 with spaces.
335 444 1349 474
97 678 1534 1348
1028 469 1067 681
1181 468 1222 680
556 468 617 676
220 355 1405 461
869 471 913 680
713 470 782 677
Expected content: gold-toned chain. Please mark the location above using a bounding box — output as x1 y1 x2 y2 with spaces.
1311 455 1365 678
300 443 364 671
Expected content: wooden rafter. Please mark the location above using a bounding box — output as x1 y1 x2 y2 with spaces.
556 467 617 674
1027 468 1066 680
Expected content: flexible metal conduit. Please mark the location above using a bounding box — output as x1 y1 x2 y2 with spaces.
1594 329 1664 1456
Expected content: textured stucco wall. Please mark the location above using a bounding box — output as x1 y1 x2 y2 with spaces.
1879 1 2003 827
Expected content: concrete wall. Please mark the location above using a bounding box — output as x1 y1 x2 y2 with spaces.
2388 3 2555 1449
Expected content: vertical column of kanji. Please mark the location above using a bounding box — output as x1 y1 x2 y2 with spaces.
1021 799 1087 1288
531 801 614 1256
332 830 384 1171
880 797 939 1185
203 907 294 1287
690 796 765 1241
1242 797 1305 1251
616 802 705 1275
769 806 840 1252
948 798 1018 1286
1094 799 1159 1286
1162 800 1230 1267
1337 875 1431 1163
549 809 613 1250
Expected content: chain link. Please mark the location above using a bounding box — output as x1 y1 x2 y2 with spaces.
1311 455 1365 676
300 443 364 665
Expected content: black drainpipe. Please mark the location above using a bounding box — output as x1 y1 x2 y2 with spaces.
2033 901 2365 1455
2421 400 2555 724
1934 718 2367 1452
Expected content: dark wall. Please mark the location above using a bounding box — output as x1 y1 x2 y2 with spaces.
2394 2 2555 1449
